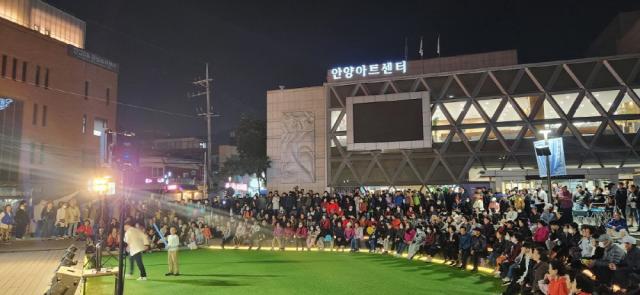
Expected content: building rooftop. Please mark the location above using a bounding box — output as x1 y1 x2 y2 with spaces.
0 0 85 48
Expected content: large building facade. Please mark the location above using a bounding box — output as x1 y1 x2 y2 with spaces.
0 1 118 199
267 49 640 192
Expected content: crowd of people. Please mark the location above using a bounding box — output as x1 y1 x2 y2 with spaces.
1 181 639 294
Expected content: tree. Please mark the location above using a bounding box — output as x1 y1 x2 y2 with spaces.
221 115 271 184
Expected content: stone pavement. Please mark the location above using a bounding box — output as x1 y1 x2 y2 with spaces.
0 239 82 295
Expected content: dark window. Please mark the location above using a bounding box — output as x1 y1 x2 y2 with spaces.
32 103 38 125
42 105 47 127
11 58 17 80
106 88 110 105
35 65 41 86
30 143 35 164
84 81 89 100
39 143 44 164
82 114 87 133
44 68 49 89
21 61 27 82
1 55 6 76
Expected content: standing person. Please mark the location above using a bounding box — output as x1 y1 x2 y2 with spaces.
628 184 638 231
66 199 81 238
458 226 472 270
14 201 29 240
295 222 308 251
271 222 284 251
534 188 548 213
221 222 233 250
0 205 15 242
55 202 68 238
407 225 426 260
445 225 460 266
557 186 573 225
41 202 56 239
353 222 363 252
615 182 628 219
165 226 180 276
33 200 46 238
124 222 149 280
469 227 487 272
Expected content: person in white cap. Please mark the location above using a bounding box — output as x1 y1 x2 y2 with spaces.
610 235 639 291
589 234 625 284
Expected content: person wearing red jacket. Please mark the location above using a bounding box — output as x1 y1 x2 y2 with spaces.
325 199 340 216
76 219 94 241
533 220 550 246
284 222 295 248
294 223 308 251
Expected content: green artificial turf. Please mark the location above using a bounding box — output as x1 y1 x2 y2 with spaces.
86 249 502 295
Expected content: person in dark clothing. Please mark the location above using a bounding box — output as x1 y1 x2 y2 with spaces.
445 225 460 265
615 182 628 219
14 201 30 239
458 226 472 270
41 202 57 239
469 227 487 272
611 236 640 291
481 216 496 246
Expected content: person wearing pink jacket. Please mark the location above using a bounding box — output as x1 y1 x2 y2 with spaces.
533 220 550 246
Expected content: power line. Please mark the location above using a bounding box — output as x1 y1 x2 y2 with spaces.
0 75 200 119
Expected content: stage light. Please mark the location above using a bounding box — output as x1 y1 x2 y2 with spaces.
89 176 115 195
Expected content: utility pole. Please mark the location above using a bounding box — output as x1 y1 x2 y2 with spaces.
190 63 215 198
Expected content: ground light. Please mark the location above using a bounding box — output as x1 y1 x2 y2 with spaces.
206 245 495 274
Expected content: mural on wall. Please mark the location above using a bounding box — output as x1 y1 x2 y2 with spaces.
280 111 315 183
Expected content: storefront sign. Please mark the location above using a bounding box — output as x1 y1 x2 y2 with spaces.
330 61 407 80
67 46 119 73
0 98 13 111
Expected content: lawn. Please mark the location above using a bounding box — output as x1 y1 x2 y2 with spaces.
86 249 502 295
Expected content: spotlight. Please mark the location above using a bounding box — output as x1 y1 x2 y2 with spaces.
60 245 78 266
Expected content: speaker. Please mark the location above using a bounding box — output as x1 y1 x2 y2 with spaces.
48 267 82 295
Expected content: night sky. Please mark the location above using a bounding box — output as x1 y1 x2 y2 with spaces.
45 0 640 145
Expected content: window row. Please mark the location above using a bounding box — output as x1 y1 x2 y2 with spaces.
330 89 640 133
1 54 112 106
1 54 50 88
432 119 640 143
432 89 640 126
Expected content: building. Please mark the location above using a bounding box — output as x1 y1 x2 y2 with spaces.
134 137 205 190
217 144 238 171
587 10 640 57
0 0 118 199
267 19 640 193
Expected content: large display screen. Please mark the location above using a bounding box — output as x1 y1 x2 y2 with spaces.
346 92 431 151
352 99 423 143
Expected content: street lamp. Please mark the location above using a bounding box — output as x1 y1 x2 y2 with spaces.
538 130 553 198
89 176 115 232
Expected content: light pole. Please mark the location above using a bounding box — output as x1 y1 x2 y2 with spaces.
539 129 553 198
89 176 115 268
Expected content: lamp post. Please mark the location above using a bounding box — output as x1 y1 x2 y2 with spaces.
89 176 115 269
539 129 553 198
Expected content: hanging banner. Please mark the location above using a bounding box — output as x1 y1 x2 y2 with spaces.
534 137 567 177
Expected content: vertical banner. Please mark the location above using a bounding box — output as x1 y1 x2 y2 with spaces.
534 137 567 177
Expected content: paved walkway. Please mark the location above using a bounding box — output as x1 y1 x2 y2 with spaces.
0 239 81 295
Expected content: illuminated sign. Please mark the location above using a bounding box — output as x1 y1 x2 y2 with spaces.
225 182 248 191
0 98 13 111
67 46 119 73
330 61 407 80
